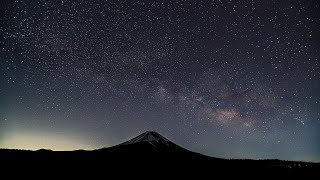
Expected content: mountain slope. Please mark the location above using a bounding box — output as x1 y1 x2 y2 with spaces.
95 131 212 162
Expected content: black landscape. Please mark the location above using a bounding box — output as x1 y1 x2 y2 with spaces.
1 131 318 178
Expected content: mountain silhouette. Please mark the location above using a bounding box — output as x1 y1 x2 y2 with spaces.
94 131 212 162
117 131 197 154
0 131 318 178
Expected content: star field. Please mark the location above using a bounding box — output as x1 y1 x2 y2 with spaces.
0 0 319 161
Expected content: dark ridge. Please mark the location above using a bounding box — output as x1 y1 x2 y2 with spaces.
0 131 318 178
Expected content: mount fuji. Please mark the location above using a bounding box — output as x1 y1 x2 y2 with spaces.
94 131 211 162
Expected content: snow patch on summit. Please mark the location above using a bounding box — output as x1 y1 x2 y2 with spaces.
120 131 172 147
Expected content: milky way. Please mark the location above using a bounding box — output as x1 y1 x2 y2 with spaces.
0 0 319 161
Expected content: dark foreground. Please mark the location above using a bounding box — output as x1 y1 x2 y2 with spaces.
1 132 318 178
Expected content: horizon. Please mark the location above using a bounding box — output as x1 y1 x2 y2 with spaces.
1 130 319 163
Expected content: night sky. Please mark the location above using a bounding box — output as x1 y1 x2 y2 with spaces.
1 0 319 162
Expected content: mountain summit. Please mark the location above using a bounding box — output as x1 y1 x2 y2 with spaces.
120 131 172 147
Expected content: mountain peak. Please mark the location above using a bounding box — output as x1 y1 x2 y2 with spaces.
142 131 162 137
120 131 172 147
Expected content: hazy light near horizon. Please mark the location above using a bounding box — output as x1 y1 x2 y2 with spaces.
1 131 96 151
